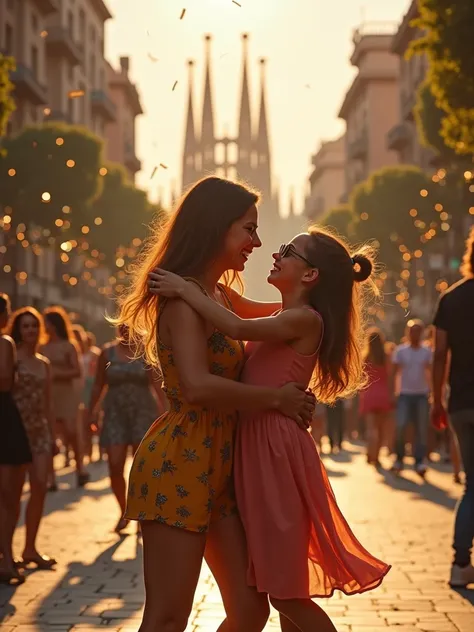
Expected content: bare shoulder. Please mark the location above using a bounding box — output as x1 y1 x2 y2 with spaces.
0 334 14 351
36 353 51 366
162 297 205 324
284 306 322 327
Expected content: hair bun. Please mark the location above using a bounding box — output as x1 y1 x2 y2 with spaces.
352 253 372 283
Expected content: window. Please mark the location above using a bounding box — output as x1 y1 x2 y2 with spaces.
90 26 96 43
68 63 74 82
7 0 14 11
68 97 75 124
31 46 38 78
99 68 105 90
89 54 96 86
5 24 13 55
78 84 86 124
79 10 86 43
32 12 38 32
68 10 74 38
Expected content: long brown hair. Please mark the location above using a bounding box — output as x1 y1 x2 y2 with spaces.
114 176 260 365
363 327 387 367
43 306 75 345
304 226 377 404
461 225 474 278
9 307 45 349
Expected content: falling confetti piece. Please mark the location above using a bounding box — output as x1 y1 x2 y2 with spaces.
40 30 48 38
172 81 178 91
68 89 85 98
150 166 158 179
159 163 168 170
105 362 111 370
232 0 241 5
180 8 186 19
148 53 159 62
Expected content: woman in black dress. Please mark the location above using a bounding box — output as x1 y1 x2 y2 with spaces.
0 293 32 584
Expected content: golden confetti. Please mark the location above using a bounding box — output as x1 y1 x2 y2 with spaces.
40 30 48 38
148 53 159 62
99 167 108 176
44 107 51 116
68 89 85 99
159 163 168 169
232 0 241 5
172 81 178 91
150 166 158 179
180 8 186 19
8 168 16 176
42 192 51 202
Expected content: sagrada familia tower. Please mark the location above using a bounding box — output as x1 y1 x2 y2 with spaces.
181 34 304 299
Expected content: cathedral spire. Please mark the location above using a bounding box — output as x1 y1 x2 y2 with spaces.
182 60 197 189
238 33 252 142
255 58 271 198
201 34 215 170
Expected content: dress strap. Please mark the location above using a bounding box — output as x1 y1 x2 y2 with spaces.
216 284 235 311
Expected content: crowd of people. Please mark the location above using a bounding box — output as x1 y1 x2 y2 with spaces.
0 175 473 631
0 299 166 585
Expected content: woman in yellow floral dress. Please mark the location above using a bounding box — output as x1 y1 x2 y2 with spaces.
116 176 314 632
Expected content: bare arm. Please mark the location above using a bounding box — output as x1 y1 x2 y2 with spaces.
432 328 449 407
0 336 15 391
86 348 108 418
165 300 312 421
152 270 319 343
225 288 281 319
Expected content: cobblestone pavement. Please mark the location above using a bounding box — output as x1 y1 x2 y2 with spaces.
1 444 473 632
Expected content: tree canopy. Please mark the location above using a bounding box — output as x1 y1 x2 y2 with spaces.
0 123 103 233
0 55 16 138
320 205 355 239
86 163 162 265
411 0 474 155
350 165 457 269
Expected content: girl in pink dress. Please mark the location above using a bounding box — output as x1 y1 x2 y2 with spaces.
359 328 393 466
150 228 391 632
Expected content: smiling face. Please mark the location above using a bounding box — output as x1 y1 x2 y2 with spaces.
19 313 40 347
221 204 261 272
268 233 319 292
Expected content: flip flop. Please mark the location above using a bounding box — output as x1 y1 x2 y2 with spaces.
21 554 57 569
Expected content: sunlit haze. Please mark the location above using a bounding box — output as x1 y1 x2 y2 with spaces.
105 0 409 211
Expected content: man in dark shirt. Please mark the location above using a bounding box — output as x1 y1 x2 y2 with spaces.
433 227 474 588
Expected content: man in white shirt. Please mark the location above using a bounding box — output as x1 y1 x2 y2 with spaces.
392 319 433 476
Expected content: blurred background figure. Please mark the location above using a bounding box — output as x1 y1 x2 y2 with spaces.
86 325 166 533
392 320 432 477
81 331 101 463
9 308 57 570
40 307 88 488
326 399 346 454
0 294 31 585
359 327 392 467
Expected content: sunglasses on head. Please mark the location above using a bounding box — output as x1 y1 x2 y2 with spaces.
279 243 317 268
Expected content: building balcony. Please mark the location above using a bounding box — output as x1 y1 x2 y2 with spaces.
387 122 412 151
124 143 142 174
32 0 59 16
90 90 116 122
45 27 83 66
10 63 48 106
43 109 72 124
348 131 368 161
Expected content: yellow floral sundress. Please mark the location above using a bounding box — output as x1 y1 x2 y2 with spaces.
124 284 244 533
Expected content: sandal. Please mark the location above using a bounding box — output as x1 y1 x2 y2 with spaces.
21 554 57 570
0 567 26 585
77 471 90 488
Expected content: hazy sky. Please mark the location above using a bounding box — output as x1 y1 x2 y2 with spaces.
105 0 409 212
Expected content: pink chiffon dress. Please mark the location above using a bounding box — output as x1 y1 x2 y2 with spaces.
234 311 391 599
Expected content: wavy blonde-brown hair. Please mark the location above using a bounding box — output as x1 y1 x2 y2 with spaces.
113 176 260 366
304 225 378 404
8 306 46 350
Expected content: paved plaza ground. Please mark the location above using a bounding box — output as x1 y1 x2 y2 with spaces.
1 443 473 631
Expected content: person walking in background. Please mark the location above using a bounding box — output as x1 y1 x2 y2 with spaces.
391 320 432 477
0 295 32 585
432 227 474 588
81 331 101 462
359 327 392 467
40 307 88 488
326 399 345 454
9 308 57 569
86 325 166 533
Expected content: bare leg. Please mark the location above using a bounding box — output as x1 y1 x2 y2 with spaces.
106 444 129 532
22 452 54 564
63 414 86 477
139 521 206 632
279 613 302 631
206 514 269 632
270 597 337 632
0 465 26 574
